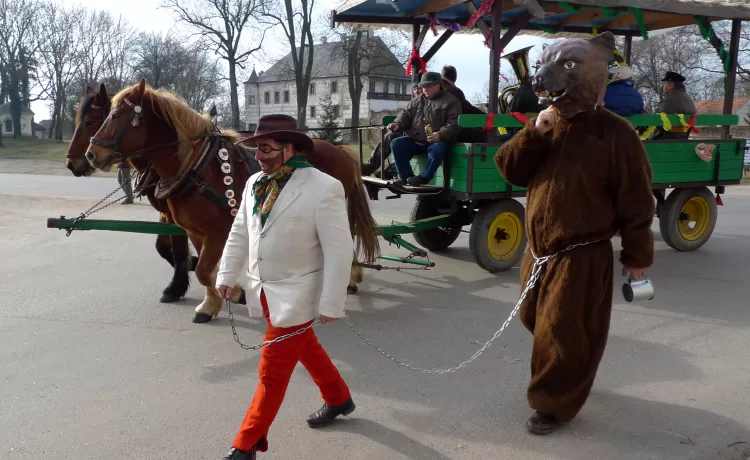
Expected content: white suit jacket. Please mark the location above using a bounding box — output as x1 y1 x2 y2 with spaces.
216 167 354 328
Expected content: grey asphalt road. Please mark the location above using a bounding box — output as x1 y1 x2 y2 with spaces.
1 174 749 460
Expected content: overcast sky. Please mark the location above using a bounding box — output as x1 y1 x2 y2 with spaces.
32 0 554 117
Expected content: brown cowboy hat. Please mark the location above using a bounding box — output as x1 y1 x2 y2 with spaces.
235 114 314 152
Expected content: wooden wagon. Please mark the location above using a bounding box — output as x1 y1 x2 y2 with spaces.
331 0 750 272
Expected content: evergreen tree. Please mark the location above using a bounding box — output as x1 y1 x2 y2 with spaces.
315 93 342 144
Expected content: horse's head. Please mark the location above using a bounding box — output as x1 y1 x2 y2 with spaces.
86 78 154 172
67 84 111 176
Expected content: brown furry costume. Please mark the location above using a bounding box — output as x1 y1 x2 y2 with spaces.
495 32 655 428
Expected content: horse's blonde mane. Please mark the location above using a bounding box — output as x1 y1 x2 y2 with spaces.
112 83 240 173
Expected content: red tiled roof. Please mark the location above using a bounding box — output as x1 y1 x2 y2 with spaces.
693 97 750 114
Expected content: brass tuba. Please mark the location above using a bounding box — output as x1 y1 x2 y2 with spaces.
498 45 534 114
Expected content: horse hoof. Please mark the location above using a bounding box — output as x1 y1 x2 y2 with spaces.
192 313 213 323
347 285 358 295
238 289 247 305
160 293 181 303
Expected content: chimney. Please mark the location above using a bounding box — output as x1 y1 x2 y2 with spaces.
321 36 327 44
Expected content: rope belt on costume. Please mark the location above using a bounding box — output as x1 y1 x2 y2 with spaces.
226 240 600 374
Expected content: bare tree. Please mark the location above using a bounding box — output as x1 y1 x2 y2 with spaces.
131 32 190 89
262 0 315 127
174 45 224 112
0 0 47 138
101 14 137 93
327 27 410 139
160 0 267 129
628 24 744 111
38 1 83 140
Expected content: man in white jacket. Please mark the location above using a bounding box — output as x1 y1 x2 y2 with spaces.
215 114 355 460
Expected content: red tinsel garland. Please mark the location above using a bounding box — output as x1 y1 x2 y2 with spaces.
405 46 427 76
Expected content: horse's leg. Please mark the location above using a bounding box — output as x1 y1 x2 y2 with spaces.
192 231 245 323
348 249 363 295
159 234 192 303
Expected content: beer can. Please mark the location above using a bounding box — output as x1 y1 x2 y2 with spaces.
425 124 433 137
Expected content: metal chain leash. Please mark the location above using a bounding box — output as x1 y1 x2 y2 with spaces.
225 241 597 372
344 240 597 374
65 168 140 236
226 300 320 350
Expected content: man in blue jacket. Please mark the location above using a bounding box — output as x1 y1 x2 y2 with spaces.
603 64 644 117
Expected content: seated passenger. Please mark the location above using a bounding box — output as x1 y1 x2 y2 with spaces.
441 65 485 115
389 71 461 187
652 70 697 139
603 63 644 117
361 85 422 179
441 65 487 143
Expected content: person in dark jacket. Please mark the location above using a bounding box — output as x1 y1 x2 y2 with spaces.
441 65 488 143
361 84 422 179
389 71 462 186
652 71 697 139
603 64 644 117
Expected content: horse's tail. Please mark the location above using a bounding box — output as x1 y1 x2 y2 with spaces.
334 144 380 264
347 175 381 264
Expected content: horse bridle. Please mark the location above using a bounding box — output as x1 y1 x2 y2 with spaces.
66 102 109 160
89 97 211 166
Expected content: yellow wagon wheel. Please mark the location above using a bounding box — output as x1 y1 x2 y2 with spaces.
678 196 711 241
470 199 527 273
487 211 524 261
659 187 718 252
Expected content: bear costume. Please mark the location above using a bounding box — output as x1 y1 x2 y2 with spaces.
495 32 655 434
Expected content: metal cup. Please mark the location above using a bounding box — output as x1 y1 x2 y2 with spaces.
622 276 655 302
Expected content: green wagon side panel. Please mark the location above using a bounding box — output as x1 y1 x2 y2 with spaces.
392 111 746 195
648 141 745 184
457 113 740 128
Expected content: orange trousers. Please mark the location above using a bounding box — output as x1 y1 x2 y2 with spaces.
233 290 351 452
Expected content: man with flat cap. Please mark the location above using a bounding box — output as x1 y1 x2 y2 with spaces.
216 114 356 459
653 70 697 139
389 71 462 186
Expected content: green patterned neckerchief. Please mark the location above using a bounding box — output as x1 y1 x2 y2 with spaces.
252 154 314 225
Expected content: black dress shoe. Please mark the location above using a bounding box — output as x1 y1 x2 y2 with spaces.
306 397 356 428
222 446 256 459
407 175 426 186
525 411 559 435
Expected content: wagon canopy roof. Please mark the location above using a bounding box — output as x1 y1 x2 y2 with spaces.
332 0 750 37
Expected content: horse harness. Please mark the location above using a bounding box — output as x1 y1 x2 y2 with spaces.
89 96 258 217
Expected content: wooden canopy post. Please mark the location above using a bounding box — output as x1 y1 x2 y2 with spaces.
623 35 632 64
488 2 503 116
410 24 430 85
721 19 741 140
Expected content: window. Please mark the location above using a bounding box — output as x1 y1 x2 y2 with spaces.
310 105 316 117
247 123 257 131
309 83 316 95
274 91 280 103
4 119 11 133
331 81 338 93
333 105 340 118
248 94 255 105
283 90 289 103
383 81 389 94
264 92 270 104
402 82 407 94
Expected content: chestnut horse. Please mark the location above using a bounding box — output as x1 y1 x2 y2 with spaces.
66 83 197 303
85 78 380 323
